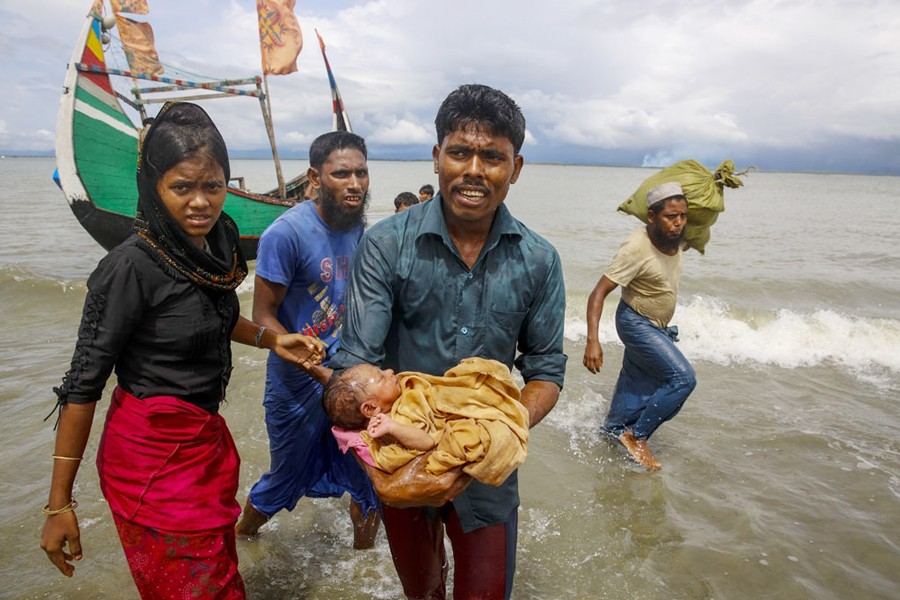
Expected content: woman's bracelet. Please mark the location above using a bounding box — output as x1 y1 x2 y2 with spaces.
42 499 78 516
52 455 83 461
255 325 268 348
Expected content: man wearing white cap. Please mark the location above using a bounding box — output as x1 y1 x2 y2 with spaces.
582 181 696 470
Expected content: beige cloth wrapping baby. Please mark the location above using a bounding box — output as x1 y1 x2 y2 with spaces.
360 357 529 486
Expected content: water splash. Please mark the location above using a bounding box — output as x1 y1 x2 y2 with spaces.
566 294 900 376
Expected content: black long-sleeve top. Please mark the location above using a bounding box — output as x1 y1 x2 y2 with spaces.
54 235 239 414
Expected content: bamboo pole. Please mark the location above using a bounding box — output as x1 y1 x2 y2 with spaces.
260 73 287 199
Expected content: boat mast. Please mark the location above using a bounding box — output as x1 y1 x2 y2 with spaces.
259 73 287 199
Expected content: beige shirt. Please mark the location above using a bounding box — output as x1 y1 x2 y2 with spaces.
604 228 683 328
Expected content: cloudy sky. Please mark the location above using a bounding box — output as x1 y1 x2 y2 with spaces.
2 0 898 174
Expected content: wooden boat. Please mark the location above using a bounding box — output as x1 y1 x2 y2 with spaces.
55 5 348 260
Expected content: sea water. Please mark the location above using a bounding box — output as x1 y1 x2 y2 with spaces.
0 157 897 599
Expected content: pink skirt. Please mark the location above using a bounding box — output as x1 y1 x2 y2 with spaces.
97 386 241 532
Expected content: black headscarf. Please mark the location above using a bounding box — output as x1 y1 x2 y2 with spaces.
133 101 247 291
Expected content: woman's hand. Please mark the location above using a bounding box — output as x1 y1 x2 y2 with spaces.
274 334 326 368
40 511 82 577
42 402 94 578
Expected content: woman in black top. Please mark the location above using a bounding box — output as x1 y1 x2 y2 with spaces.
40 102 323 599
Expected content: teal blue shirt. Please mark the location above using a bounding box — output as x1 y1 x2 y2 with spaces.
331 193 567 531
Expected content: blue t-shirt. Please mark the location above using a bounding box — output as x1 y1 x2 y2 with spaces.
256 200 362 397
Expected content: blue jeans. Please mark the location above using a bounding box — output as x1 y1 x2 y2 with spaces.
604 301 696 440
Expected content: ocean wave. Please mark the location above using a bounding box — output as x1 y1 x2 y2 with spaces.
0 265 87 294
565 294 900 375
0 264 259 299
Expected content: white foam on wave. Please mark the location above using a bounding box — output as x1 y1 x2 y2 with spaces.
565 294 900 375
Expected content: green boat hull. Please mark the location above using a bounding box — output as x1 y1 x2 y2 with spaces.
56 13 302 260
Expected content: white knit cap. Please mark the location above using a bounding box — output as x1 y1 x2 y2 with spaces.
646 181 685 205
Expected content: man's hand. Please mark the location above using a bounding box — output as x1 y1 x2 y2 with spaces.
359 453 471 508
583 275 617 374
583 339 604 373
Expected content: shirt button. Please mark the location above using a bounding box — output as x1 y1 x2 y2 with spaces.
461 327 469 335
467 272 474 279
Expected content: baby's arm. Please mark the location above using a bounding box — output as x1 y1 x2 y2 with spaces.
368 414 436 451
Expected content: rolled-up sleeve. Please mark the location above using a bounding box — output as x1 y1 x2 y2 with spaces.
514 247 567 389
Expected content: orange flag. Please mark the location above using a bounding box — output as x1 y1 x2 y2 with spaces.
115 15 163 76
111 0 150 14
257 0 303 75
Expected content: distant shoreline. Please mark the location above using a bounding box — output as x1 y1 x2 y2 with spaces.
5 154 898 177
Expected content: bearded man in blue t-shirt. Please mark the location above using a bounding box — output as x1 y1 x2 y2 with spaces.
235 131 379 547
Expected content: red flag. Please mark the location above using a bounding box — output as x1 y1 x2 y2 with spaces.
257 0 303 75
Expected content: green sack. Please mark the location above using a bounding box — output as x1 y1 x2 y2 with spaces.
618 159 744 254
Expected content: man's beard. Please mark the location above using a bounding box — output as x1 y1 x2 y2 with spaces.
648 224 685 252
318 187 368 231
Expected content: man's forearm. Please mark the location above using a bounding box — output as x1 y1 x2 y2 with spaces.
308 365 332 385
586 275 618 341
520 380 560 427
355 452 470 508
252 276 289 334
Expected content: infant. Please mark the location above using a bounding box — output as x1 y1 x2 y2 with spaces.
322 358 530 486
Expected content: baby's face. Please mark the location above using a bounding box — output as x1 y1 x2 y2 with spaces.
354 364 400 413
